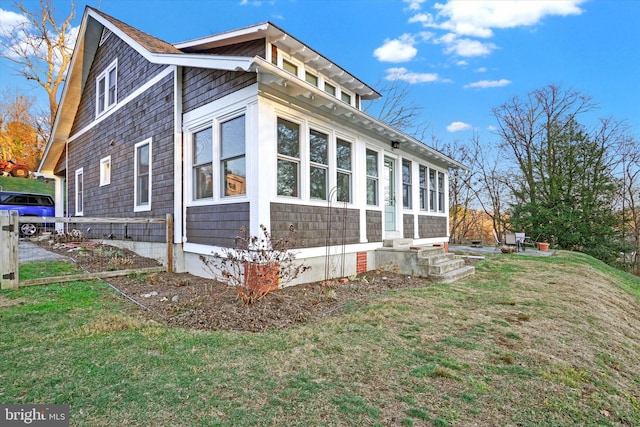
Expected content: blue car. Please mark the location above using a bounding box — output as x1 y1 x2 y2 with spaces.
0 191 55 236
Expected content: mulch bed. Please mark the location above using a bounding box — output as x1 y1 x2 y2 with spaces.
32 240 436 332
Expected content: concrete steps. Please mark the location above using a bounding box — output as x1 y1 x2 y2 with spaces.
375 240 475 283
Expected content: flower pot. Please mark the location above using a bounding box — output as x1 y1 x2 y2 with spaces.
501 247 515 254
244 262 280 298
537 242 549 252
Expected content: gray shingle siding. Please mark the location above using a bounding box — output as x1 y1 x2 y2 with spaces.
182 68 257 113
71 31 168 135
418 215 447 238
186 203 250 247
270 202 360 249
403 214 415 239
66 30 175 222
366 210 382 243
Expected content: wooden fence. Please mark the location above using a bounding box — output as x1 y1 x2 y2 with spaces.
0 211 172 289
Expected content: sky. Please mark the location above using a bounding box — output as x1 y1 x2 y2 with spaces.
1 0 639 145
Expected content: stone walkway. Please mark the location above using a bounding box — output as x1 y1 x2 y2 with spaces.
449 244 555 257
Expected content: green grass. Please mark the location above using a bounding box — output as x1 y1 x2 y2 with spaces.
1 250 639 426
0 175 55 195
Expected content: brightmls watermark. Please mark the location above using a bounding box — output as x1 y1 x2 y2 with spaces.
1 405 69 426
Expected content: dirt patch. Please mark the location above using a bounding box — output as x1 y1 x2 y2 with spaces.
30 241 454 332
0 295 26 308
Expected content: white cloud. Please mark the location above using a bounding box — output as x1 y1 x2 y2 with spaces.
373 34 418 62
474 67 488 73
0 8 29 38
403 0 426 12
433 0 585 38
464 79 511 89
409 1 584 58
447 121 472 132
487 125 498 131
440 35 496 57
384 67 446 84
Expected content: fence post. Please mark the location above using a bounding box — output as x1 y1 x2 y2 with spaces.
0 210 19 289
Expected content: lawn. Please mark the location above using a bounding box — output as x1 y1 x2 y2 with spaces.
1 251 639 426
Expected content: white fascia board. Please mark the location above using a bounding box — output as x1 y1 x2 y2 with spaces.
152 53 255 71
174 22 269 50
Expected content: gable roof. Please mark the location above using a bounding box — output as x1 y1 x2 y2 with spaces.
40 7 467 175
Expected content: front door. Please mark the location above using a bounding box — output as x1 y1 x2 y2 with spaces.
383 157 396 231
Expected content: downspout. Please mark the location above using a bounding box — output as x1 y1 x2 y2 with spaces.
173 65 184 270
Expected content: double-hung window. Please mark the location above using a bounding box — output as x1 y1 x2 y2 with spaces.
309 129 328 200
336 138 352 203
402 160 412 208
75 168 83 215
96 60 117 116
366 149 378 205
134 139 152 211
419 166 427 210
438 171 445 212
277 118 300 197
193 128 213 200
220 115 246 197
429 169 436 211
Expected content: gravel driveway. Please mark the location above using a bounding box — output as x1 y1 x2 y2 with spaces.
18 241 66 263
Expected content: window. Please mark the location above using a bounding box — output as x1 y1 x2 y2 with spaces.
134 139 151 211
75 168 83 216
309 129 328 200
324 82 336 96
96 60 117 116
336 138 352 203
340 91 352 105
100 156 111 186
419 166 427 210
402 159 412 208
192 128 213 200
305 71 318 87
438 171 445 212
283 59 298 76
429 169 436 211
366 149 378 205
277 118 300 197
220 115 246 197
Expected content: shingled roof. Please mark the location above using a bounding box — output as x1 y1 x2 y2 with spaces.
88 7 183 55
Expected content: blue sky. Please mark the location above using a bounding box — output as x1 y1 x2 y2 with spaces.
1 0 638 145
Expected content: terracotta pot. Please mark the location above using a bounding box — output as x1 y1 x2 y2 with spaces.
244 263 280 297
537 242 550 252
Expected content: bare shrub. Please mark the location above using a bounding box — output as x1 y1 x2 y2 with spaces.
200 225 310 304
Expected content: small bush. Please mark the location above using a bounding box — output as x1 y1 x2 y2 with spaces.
201 225 309 304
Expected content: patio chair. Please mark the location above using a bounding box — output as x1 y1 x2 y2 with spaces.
515 232 526 252
505 232 517 250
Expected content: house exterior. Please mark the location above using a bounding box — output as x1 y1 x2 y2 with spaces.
39 7 469 284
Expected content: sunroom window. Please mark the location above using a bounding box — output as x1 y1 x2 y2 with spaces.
193 128 213 200
309 129 328 200
277 118 300 197
220 115 246 197
366 149 378 205
402 160 412 209
336 138 352 203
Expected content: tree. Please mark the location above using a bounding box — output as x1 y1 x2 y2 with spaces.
363 79 431 140
0 90 42 169
493 84 627 260
0 0 76 127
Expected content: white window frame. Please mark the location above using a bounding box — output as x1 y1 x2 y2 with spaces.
219 113 247 198
96 59 118 117
336 137 353 203
308 127 329 201
402 159 412 209
276 116 302 199
340 89 353 106
100 156 111 186
134 138 152 212
75 168 84 216
366 148 379 206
